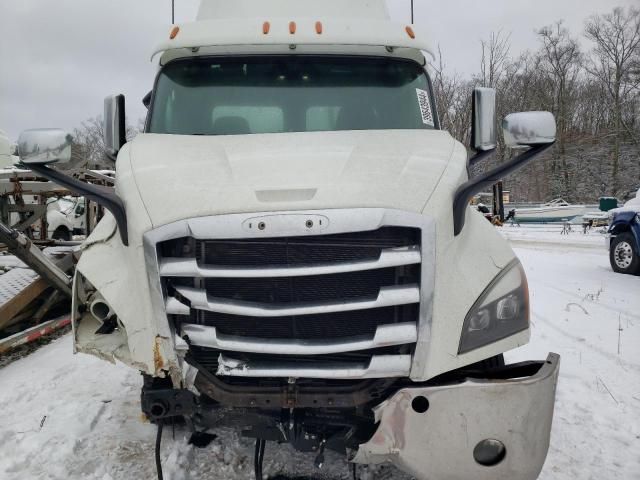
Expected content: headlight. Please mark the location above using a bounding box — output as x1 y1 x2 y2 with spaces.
458 259 529 354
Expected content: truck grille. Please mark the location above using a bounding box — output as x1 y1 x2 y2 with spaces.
158 226 422 380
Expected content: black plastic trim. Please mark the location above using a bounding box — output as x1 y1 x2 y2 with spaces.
453 142 555 236
22 163 129 245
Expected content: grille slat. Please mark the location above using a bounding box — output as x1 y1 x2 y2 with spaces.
181 322 418 355
159 246 421 278
173 284 419 317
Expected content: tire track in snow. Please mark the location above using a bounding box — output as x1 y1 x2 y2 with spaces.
531 312 640 373
530 283 640 322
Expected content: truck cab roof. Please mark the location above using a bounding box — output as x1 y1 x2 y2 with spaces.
152 0 433 66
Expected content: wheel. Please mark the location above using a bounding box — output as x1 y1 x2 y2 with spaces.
609 232 640 275
52 226 71 241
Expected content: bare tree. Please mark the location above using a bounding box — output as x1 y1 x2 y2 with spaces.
538 21 582 197
431 46 473 145
71 116 142 169
480 30 512 88
72 116 106 169
430 10 640 204
585 7 640 195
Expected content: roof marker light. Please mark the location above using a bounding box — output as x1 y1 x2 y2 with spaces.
169 26 180 40
405 26 415 39
289 21 296 34
263 22 270 34
315 21 323 34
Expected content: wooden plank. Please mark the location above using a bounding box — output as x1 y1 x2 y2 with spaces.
0 277 49 330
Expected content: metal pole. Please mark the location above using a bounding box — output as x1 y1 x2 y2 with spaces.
0 221 72 297
172 0 175 24
410 0 414 24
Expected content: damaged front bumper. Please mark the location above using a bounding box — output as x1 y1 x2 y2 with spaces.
352 353 560 480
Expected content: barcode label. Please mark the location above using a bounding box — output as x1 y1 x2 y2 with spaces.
416 88 434 127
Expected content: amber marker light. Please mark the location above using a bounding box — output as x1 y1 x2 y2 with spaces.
289 21 297 34
263 21 270 34
405 26 415 39
315 21 323 34
169 26 180 39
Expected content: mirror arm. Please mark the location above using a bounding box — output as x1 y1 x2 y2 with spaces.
453 142 555 236
22 163 129 246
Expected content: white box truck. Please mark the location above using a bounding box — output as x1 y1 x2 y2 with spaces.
16 1 560 478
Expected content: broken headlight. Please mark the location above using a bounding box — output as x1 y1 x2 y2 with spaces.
458 259 529 354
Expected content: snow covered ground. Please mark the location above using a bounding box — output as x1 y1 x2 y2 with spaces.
0 225 639 479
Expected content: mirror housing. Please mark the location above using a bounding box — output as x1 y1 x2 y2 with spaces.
104 94 126 161
471 87 496 151
503 111 556 148
17 129 73 165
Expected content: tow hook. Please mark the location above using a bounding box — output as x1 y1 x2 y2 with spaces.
141 388 198 421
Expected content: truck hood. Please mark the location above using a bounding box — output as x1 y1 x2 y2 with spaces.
124 130 460 228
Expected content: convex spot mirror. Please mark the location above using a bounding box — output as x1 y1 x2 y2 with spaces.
18 128 73 165
503 111 556 148
471 87 497 151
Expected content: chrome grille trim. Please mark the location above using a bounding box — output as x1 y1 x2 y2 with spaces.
165 296 190 315
216 354 412 378
143 209 437 381
159 245 420 278
174 284 419 317
181 322 418 355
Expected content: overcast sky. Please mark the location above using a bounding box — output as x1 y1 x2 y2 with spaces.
0 0 635 140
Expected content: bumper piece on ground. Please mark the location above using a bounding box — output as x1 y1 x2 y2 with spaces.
351 353 560 480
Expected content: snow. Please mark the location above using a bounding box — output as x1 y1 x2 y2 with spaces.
610 190 640 214
1 225 639 479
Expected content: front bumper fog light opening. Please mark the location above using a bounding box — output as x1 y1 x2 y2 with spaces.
473 438 506 467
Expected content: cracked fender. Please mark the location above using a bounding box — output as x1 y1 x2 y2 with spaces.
71 146 180 381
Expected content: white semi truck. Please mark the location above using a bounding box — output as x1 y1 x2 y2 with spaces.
17 1 560 478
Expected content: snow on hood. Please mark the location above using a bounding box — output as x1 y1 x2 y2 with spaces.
610 189 640 216
125 130 458 228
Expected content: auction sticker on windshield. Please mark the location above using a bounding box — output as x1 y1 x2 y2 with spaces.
416 88 434 127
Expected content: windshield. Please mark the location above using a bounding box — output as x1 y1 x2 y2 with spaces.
148 56 436 136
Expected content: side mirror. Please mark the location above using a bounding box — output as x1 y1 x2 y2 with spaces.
104 94 126 161
17 129 73 165
454 110 556 236
471 87 496 151
502 111 556 148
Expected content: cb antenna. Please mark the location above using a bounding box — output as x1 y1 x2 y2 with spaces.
171 0 175 24
410 0 414 24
